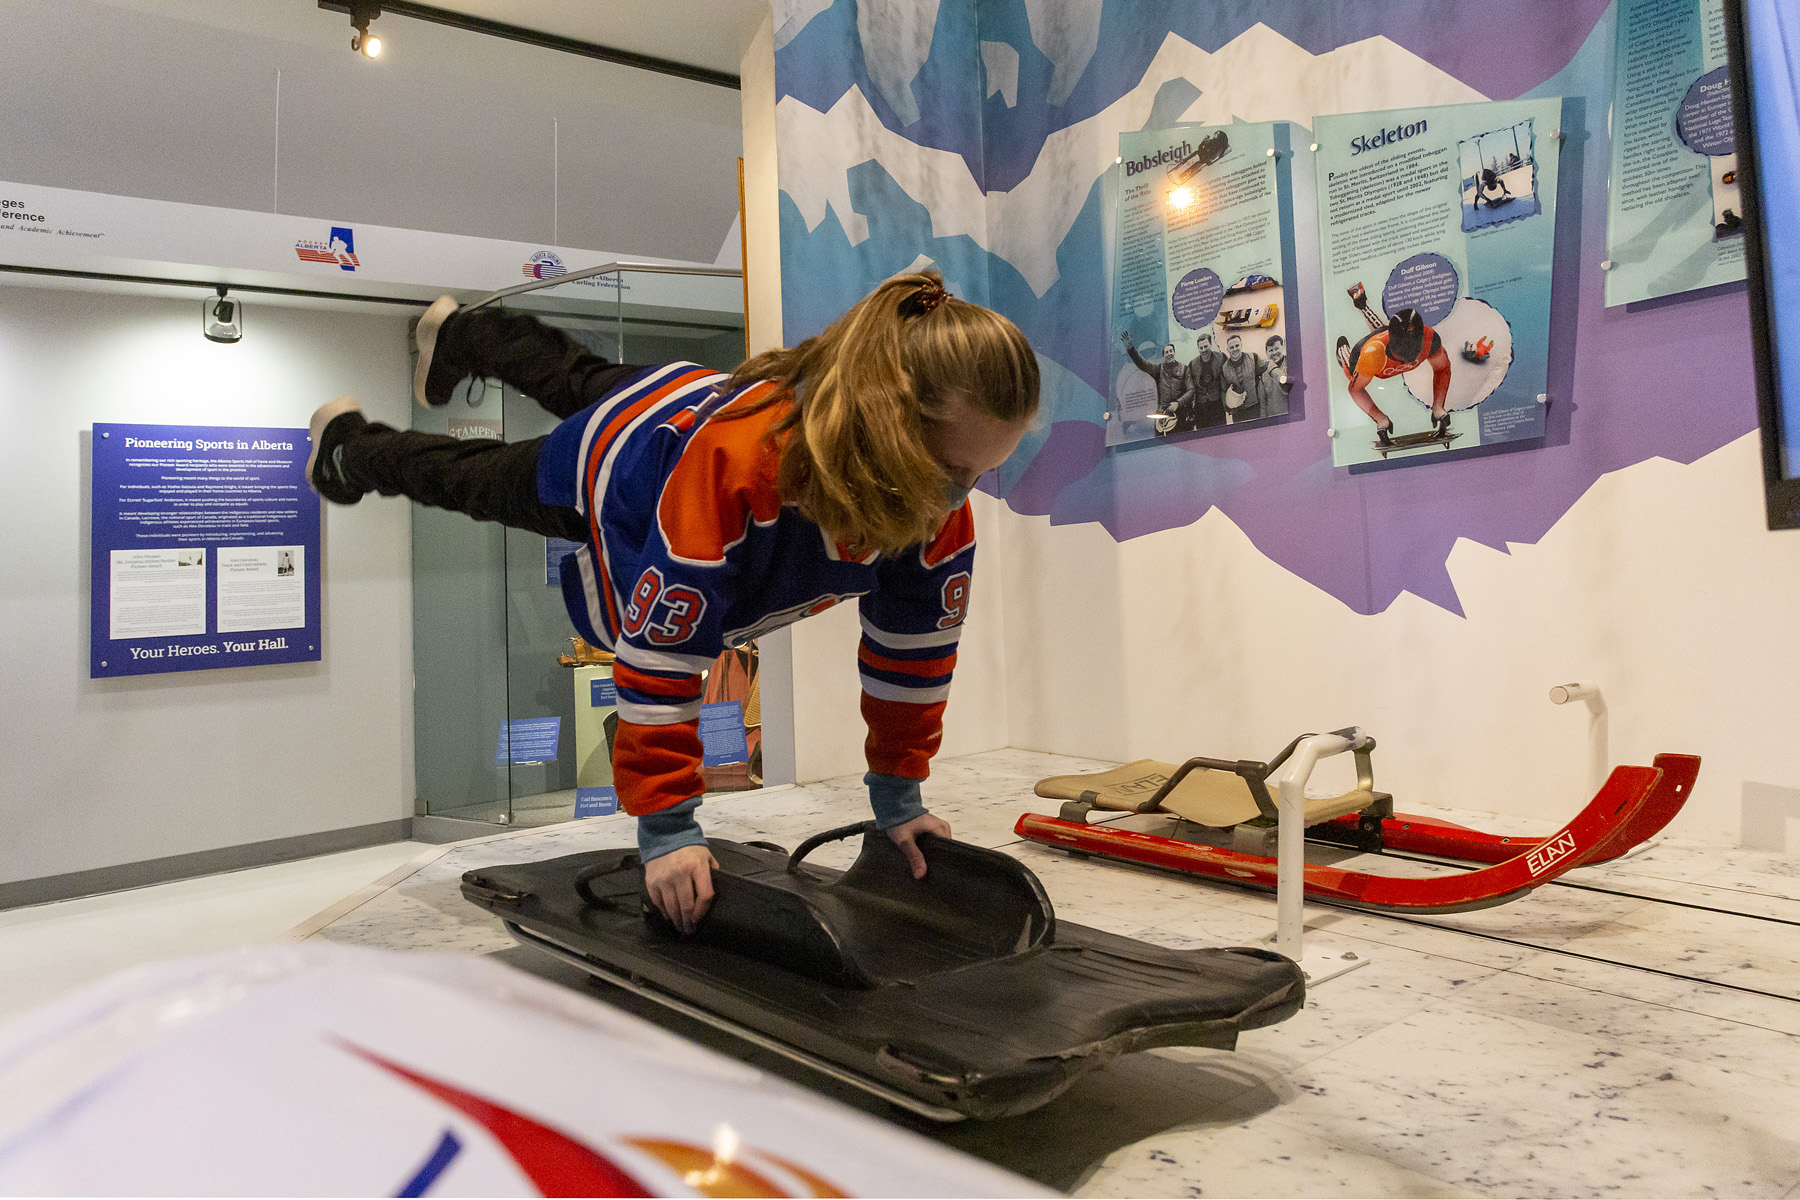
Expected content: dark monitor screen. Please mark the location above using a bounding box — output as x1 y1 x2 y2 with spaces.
1729 0 1800 528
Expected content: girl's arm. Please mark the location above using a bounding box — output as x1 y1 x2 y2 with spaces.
856 503 977 871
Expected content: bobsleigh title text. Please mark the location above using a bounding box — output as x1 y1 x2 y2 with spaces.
1123 141 1198 176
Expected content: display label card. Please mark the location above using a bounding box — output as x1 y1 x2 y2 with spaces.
495 716 561 766
90 423 321 677
545 536 584 587
589 677 617 707
1314 98 1562 466
1108 121 1294 445
699 701 748 766
1605 0 1746 305
573 786 618 818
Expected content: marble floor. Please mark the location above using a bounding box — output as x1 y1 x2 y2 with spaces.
294 750 1800 1198
0 841 427 1024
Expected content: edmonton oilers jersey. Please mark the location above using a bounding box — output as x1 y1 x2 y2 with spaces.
536 363 975 817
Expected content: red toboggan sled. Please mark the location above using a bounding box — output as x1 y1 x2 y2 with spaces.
1014 734 1698 915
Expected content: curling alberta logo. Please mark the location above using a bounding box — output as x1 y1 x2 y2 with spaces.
295 226 359 271
523 250 567 279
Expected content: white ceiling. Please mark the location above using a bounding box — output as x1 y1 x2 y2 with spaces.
420 1 772 78
92 0 771 81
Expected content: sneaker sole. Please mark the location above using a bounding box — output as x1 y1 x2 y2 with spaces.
306 395 362 487
412 295 460 408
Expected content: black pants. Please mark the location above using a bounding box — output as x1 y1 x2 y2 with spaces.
339 307 642 542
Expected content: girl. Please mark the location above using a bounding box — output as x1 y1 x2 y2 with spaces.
306 272 1039 932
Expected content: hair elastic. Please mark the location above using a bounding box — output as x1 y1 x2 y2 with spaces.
904 281 950 316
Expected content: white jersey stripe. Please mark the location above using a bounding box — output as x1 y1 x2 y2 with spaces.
617 698 704 725
860 676 952 705
574 546 614 650
858 613 962 650
571 363 688 516
615 643 716 676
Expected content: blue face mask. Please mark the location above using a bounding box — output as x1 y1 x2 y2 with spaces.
945 480 973 509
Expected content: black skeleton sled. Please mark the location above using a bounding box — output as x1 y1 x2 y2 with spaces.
461 824 1305 1121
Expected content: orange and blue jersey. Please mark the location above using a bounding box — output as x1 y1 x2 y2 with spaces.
1347 327 1444 381
536 363 974 824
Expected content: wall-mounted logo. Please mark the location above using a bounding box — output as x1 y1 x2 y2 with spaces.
295 226 359 271
523 250 567 279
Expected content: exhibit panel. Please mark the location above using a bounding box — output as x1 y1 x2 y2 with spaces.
1107 121 1296 445
1605 0 1749 306
1315 97 1561 465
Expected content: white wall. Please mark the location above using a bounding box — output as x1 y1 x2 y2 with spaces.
995 435 1800 846
0 281 416 884
787 492 1017 784
1 0 742 263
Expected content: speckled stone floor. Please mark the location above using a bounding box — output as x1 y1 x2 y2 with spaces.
295 749 1800 1198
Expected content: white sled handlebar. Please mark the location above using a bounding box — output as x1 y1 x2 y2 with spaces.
1269 727 1372 958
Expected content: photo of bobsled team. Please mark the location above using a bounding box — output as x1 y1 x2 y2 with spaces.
1458 118 1541 231
1117 273 1291 438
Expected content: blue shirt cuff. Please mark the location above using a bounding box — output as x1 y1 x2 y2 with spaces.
636 796 706 862
865 772 928 831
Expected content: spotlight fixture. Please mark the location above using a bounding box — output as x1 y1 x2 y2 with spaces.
348 1 383 57
203 286 242 344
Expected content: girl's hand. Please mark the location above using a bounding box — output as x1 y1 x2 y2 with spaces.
886 813 952 879
644 844 719 934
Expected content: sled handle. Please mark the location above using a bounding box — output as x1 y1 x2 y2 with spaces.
1268 728 1373 958
787 821 878 873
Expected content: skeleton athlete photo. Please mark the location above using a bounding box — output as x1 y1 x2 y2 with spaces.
1335 305 1453 445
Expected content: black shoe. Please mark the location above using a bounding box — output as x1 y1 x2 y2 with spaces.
1433 410 1452 437
1335 335 1352 375
1375 423 1393 446
412 295 462 408
307 396 370 505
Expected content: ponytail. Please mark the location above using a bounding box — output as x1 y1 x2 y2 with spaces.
722 271 1039 554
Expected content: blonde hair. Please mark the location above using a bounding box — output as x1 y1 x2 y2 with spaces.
722 271 1039 554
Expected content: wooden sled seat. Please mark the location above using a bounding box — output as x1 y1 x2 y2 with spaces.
1036 757 1381 829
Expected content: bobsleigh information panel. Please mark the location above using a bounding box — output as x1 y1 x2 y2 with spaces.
90 423 321 678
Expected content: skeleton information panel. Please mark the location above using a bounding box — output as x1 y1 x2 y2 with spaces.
1314 98 1562 466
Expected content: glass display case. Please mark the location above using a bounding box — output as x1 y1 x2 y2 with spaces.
411 264 754 827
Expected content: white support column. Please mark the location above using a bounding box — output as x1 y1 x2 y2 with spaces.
1267 728 1371 962
1549 682 1608 796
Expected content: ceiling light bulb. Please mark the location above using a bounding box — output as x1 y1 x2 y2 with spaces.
1167 185 1196 211
362 32 382 57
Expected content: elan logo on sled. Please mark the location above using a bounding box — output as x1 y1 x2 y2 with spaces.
1526 831 1579 876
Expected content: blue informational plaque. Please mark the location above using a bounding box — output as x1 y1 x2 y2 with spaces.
90 423 322 677
589 677 617 707
496 717 561 766
574 786 618 817
699 701 749 766
545 536 584 587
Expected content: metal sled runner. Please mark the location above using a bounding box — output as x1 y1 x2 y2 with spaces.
1015 737 1699 916
461 826 1306 1121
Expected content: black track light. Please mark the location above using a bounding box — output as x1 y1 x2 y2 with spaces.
203 286 242 344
